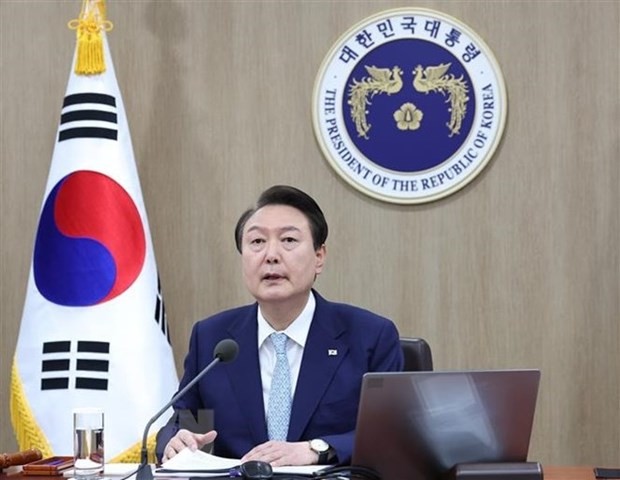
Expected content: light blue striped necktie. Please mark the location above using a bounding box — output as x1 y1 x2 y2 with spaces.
267 332 291 441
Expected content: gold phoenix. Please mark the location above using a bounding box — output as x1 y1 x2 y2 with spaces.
347 63 469 139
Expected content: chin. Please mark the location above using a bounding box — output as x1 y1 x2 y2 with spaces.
256 291 290 303
254 285 299 303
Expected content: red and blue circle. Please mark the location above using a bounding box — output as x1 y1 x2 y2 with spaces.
34 170 146 306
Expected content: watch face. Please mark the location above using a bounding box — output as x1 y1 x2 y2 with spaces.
310 439 329 453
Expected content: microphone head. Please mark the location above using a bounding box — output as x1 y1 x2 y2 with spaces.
213 338 239 363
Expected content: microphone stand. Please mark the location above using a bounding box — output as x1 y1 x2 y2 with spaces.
136 355 223 480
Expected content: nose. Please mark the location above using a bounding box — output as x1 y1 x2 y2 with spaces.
265 240 280 264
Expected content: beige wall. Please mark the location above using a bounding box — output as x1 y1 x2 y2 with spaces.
1 0 618 465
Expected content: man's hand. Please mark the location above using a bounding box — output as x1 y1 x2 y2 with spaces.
162 429 217 462
241 440 317 467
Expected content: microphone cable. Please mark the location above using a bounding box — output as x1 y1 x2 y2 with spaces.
115 462 146 480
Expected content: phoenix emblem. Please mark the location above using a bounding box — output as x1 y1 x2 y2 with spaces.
413 63 469 137
347 65 403 139
347 62 469 139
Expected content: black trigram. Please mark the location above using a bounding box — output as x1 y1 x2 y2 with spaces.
58 93 118 142
40 340 110 391
155 275 171 344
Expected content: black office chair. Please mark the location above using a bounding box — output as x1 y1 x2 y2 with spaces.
400 337 433 371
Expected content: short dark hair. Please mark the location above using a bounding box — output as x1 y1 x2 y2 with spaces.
234 185 328 253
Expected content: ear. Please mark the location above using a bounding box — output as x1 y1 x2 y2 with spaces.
315 244 327 274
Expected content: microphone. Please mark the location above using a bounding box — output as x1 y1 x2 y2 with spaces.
136 338 239 480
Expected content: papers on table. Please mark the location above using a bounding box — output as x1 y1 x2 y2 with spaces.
155 448 235 476
155 447 326 477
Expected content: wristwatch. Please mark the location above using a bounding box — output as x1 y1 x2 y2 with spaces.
309 438 330 464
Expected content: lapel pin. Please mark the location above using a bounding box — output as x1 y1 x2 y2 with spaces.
328 349 338 356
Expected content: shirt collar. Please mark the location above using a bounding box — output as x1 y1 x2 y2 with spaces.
257 291 316 348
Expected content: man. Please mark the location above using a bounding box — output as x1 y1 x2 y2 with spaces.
156 185 403 466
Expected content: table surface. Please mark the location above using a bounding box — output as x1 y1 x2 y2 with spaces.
547 466 597 480
0 465 600 480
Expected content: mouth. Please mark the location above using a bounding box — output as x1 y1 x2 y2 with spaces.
262 273 285 281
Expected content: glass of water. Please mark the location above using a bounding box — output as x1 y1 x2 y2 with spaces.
73 408 104 479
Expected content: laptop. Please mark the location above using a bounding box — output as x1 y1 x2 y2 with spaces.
351 369 541 480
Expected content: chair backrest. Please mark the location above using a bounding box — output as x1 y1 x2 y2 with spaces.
400 337 433 371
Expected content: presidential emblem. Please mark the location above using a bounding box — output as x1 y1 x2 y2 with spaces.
312 8 507 204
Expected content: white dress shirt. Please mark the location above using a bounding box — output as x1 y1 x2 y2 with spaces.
257 291 316 418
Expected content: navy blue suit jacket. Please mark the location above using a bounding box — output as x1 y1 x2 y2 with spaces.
156 291 403 464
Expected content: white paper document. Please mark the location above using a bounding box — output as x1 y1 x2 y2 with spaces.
155 447 326 477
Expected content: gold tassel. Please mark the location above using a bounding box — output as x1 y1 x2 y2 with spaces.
10 360 54 456
109 434 159 464
68 0 113 75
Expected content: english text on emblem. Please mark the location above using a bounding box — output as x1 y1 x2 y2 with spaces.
312 8 507 204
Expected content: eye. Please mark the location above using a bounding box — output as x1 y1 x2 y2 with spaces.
281 236 299 249
246 237 266 251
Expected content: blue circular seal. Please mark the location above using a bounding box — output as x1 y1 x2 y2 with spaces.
312 8 507 204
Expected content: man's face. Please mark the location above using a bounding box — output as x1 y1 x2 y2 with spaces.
241 204 325 305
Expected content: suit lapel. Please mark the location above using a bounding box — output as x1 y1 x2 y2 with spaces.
226 306 269 445
287 295 348 440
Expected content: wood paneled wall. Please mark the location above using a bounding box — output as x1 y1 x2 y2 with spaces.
1 0 618 464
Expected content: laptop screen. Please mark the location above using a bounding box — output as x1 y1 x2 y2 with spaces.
351 369 540 480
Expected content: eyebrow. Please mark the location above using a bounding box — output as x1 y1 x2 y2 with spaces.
245 225 302 235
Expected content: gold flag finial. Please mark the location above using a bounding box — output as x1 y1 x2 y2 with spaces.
68 0 113 75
